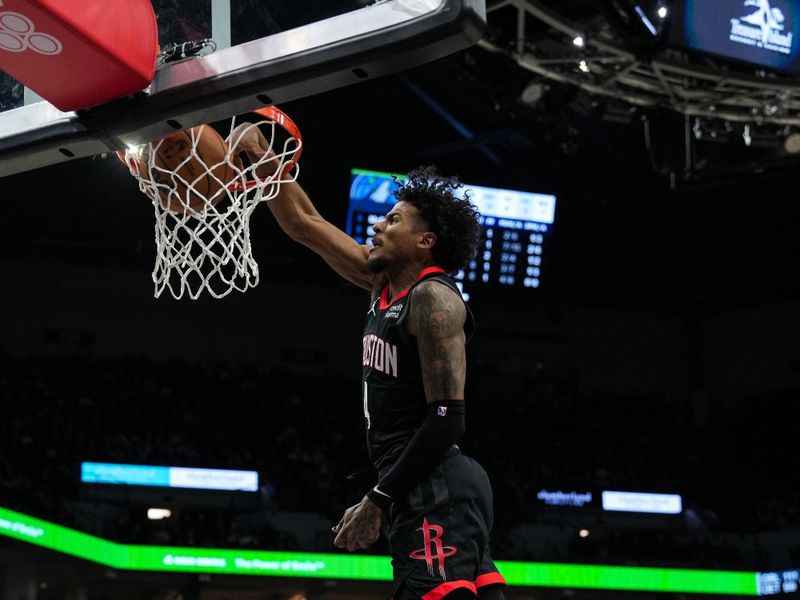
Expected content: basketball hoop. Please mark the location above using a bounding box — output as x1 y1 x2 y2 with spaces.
118 106 302 300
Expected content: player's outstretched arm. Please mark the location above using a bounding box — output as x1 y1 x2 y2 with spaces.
230 123 374 290
363 281 467 513
268 180 375 290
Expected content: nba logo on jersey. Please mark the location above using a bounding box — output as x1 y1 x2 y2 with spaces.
436 406 448 417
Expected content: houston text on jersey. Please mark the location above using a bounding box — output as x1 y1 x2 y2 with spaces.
362 333 398 377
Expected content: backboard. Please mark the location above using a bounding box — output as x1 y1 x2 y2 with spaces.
0 0 485 176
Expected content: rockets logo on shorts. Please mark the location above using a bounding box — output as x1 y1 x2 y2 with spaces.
409 518 457 580
362 334 398 378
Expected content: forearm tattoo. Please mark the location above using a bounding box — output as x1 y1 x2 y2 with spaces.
407 282 467 400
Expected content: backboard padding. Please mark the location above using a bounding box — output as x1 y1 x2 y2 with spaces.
0 0 485 177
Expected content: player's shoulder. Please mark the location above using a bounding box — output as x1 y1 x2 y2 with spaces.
406 279 466 339
409 278 465 314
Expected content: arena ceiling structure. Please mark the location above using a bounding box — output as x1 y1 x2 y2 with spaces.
482 0 800 124
423 0 800 184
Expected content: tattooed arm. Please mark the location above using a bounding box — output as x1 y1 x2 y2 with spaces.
406 280 467 400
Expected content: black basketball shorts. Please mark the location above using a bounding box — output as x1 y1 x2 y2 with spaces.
385 450 506 599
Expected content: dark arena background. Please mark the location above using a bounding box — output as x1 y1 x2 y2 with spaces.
1 0 800 599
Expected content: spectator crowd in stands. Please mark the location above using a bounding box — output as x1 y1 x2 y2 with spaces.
0 353 798 570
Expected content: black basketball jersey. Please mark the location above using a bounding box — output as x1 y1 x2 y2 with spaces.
361 266 475 472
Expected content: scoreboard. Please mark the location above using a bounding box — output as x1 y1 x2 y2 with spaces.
346 169 556 299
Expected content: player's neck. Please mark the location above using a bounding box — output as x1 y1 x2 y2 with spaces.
385 260 435 301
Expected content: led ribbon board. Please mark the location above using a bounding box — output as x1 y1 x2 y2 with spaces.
536 489 683 514
601 491 683 514
0 506 774 595
81 462 258 492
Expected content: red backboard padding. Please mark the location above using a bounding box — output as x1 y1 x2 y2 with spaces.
0 0 158 111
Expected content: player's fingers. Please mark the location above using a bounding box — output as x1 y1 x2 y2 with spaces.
342 530 359 551
353 527 376 551
245 148 266 161
347 534 360 552
332 515 346 533
255 128 271 152
229 124 254 150
335 523 355 552
363 528 379 548
333 526 349 548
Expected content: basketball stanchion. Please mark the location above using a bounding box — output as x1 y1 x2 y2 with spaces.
118 106 302 300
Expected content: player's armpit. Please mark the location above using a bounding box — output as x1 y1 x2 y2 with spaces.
267 180 375 290
406 280 467 400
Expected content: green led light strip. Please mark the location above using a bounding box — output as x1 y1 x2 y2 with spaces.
0 506 757 595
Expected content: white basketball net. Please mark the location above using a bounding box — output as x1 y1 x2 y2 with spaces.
118 107 301 300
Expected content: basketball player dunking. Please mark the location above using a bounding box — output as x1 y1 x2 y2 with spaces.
234 130 506 599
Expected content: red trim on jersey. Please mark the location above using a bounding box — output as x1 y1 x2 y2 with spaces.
417 266 446 280
421 580 477 600
378 266 446 310
379 285 408 310
475 572 507 588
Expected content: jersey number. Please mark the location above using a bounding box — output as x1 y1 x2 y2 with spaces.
363 381 371 430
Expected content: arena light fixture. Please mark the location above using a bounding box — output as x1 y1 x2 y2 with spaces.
692 118 732 144
634 5 658 35
147 508 172 520
572 35 585 47
784 132 800 154
520 82 547 106
616 0 670 38
644 1 671 35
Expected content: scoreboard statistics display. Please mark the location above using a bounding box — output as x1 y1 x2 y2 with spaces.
757 569 799 595
669 0 800 74
346 169 556 299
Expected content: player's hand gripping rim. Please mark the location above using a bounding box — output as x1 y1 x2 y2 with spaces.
228 122 289 180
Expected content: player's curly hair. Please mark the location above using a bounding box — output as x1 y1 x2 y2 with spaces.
393 166 482 274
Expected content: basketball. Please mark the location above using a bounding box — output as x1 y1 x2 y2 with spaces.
147 125 234 214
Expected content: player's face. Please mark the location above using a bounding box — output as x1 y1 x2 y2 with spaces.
367 201 429 273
